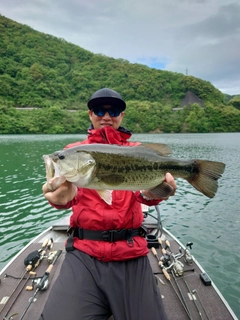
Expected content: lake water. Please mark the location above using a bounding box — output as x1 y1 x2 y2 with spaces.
0 133 239 318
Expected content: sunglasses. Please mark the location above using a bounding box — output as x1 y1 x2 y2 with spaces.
92 107 122 117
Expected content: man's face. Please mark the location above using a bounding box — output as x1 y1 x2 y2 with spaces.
88 105 124 129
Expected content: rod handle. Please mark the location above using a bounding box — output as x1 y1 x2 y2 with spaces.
158 261 170 281
42 238 49 248
47 238 54 250
45 264 53 274
165 240 170 248
151 247 157 256
162 268 170 281
26 286 33 291
26 265 32 271
162 248 166 255
45 249 62 273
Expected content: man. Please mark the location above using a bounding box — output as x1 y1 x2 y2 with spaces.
41 88 176 320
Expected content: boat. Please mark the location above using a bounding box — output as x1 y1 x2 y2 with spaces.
0 205 238 320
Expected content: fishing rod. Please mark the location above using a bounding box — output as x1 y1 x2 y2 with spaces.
0 254 38 316
18 249 62 320
161 239 195 278
1 238 53 318
170 269 193 320
191 289 211 320
156 238 185 277
161 239 195 318
150 209 195 319
164 240 186 277
2 270 36 320
151 247 193 320
151 247 170 280
157 238 171 266
0 238 51 315
184 279 203 320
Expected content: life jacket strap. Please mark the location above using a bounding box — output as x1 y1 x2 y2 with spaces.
65 227 146 251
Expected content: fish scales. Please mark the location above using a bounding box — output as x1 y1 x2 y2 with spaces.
94 153 195 186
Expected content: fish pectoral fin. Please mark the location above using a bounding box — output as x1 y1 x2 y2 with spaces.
141 143 172 156
97 190 113 205
99 174 125 186
149 182 174 198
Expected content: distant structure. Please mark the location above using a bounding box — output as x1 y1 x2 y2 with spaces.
186 67 188 76
172 90 204 111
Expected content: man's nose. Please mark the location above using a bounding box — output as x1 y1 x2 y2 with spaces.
102 112 111 119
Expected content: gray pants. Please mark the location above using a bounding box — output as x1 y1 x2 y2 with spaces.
40 250 167 320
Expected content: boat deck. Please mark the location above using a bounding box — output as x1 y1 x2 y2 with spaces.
0 216 237 320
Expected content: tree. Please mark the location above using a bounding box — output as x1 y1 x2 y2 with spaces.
228 96 240 110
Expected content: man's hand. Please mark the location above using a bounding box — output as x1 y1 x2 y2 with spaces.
42 180 77 205
141 172 176 200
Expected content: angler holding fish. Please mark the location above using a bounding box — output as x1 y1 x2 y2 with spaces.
41 88 224 320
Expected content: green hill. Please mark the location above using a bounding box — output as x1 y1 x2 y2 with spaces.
0 14 240 133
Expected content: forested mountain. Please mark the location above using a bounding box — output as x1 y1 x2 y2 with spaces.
0 14 239 133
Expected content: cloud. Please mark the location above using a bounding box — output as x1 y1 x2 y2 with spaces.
0 0 239 95
164 3 240 93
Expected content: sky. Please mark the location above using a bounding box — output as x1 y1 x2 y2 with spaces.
1 0 240 95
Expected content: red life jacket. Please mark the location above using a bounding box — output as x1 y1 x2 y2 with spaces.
66 125 141 147
56 126 157 261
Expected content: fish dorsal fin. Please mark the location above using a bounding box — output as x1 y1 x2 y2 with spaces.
97 190 113 205
141 143 172 156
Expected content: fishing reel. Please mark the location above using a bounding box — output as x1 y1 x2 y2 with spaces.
47 251 58 264
33 277 49 291
172 260 184 277
179 242 194 265
26 277 49 292
23 250 41 270
161 252 171 267
164 256 184 277
164 241 194 276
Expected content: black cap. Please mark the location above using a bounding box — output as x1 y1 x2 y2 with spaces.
87 88 126 111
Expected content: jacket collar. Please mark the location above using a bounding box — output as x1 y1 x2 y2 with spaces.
87 125 132 144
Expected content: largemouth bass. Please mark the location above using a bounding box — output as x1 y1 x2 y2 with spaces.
43 143 225 204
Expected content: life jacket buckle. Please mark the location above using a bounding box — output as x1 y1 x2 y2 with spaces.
102 230 118 242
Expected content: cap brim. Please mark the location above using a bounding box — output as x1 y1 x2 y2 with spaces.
87 97 126 111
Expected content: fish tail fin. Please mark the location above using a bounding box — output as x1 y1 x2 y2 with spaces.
187 160 225 198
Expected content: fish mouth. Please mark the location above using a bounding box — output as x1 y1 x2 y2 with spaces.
43 155 56 179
